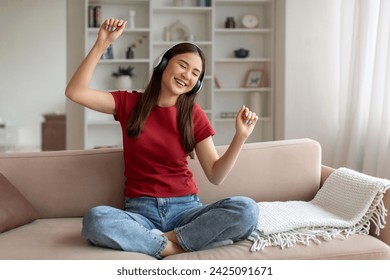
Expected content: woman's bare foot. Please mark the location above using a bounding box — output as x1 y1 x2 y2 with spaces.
160 231 185 257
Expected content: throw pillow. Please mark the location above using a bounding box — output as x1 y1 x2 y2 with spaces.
0 172 40 233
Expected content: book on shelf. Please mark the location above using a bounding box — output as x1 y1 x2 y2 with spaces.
88 5 101 28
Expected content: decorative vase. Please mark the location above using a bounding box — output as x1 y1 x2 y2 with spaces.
126 47 134 59
128 10 135 29
115 76 132 90
234 48 249 58
249 92 261 116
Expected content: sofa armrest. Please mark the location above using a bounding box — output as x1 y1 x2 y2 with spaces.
370 189 390 246
320 165 335 187
321 165 390 246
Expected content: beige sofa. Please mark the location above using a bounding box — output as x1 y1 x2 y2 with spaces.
0 138 389 260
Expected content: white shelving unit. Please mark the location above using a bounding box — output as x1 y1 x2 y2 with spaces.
82 0 274 148
213 0 274 144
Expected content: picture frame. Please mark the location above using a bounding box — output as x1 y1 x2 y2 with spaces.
244 69 265 88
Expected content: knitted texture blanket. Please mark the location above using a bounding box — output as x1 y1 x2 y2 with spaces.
249 167 390 251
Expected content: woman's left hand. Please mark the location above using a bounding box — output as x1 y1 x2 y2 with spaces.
235 105 259 139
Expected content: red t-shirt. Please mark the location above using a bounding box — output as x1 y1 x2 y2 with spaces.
111 90 215 198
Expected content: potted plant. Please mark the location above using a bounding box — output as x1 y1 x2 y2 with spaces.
112 66 135 90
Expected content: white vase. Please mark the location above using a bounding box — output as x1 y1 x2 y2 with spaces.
249 92 261 116
115 76 132 90
128 10 135 29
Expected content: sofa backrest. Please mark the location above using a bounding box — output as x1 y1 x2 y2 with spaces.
0 138 322 218
0 148 125 218
191 138 322 204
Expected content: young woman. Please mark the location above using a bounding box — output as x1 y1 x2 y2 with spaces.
66 18 260 259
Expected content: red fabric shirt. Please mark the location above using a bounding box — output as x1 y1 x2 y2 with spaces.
111 90 215 198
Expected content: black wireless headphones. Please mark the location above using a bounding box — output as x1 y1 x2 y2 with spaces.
153 42 204 95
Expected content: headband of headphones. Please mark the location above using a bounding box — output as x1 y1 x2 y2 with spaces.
153 42 204 95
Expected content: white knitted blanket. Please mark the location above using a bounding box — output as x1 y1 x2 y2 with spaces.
249 167 390 251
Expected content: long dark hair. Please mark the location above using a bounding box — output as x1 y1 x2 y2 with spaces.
126 43 206 158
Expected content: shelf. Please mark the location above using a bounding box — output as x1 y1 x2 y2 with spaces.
98 59 150 64
214 117 272 122
215 58 272 63
153 41 213 47
201 109 213 115
87 28 150 33
89 0 149 5
215 28 272 33
215 0 272 4
153 7 212 14
87 120 118 126
215 88 272 93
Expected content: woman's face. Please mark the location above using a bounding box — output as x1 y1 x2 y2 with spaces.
161 52 203 97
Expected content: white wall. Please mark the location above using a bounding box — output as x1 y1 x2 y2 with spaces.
0 0 66 150
284 0 341 165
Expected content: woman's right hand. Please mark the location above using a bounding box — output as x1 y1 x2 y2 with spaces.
98 18 127 45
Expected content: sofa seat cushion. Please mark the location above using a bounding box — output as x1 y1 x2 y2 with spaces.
0 218 155 260
165 236 390 260
1 218 389 260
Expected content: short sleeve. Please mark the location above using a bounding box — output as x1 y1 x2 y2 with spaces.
110 90 140 125
193 104 215 143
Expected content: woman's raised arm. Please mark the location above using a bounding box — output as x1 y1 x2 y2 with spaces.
65 19 127 114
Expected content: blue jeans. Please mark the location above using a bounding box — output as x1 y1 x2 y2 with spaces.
82 195 259 259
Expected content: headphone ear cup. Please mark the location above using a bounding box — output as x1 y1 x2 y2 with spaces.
191 79 202 94
188 79 202 95
154 55 168 74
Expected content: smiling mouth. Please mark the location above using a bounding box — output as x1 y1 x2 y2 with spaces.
174 78 187 87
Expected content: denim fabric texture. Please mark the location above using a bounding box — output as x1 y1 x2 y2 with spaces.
82 195 259 259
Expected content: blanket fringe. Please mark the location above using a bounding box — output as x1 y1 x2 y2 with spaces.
369 190 388 235
249 227 347 252
250 184 389 252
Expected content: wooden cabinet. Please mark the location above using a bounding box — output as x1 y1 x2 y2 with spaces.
41 114 66 151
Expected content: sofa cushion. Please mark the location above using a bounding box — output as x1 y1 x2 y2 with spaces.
165 236 390 260
1 217 388 260
0 172 39 233
0 218 155 260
